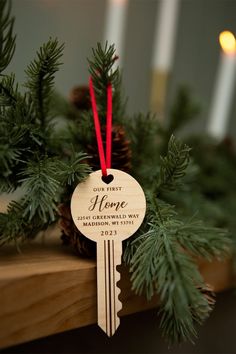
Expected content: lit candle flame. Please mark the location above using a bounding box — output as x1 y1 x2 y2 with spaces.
219 31 236 55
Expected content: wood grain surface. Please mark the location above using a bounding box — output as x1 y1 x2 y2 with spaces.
0 226 234 349
71 168 146 337
71 169 146 242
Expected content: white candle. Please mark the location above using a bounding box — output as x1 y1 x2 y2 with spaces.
152 0 180 71
104 0 128 66
207 31 236 140
150 0 180 116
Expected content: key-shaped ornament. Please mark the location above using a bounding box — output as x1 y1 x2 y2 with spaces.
71 169 146 336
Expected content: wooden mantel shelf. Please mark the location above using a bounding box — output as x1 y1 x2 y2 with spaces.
0 226 234 349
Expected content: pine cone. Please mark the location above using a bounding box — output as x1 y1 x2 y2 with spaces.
69 85 91 111
87 125 132 173
58 203 96 258
198 283 215 307
195 283 216 319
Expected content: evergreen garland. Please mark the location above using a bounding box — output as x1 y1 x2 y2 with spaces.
59 44 230 344
0 0 232 345
0 0 91 245
0 0 15 73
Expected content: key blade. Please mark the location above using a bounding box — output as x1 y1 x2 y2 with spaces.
97 239 122 337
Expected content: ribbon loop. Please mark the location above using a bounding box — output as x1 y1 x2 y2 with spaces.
89 77 113 176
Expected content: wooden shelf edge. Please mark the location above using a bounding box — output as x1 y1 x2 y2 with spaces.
0 228 234 349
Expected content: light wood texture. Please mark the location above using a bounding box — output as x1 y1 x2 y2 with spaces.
71 169 146 337
71 169 146 242
97 239 122 336
0 226 234 349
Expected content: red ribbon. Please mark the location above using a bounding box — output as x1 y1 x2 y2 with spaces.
89 77 112 176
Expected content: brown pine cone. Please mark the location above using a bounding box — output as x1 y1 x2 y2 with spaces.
87 125 132 173
58 203 96 258
195 283 216 318
69 85 91 111
198 283 215 307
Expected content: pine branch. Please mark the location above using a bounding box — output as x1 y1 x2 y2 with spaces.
88 42 125 123
25 39 64 130
0 201 43 247
0 153 91 244
0 0 16 73
0 24 92 246
18 154 91 224
66 110 95 151
0 201 27 246
126 112 161 180
129 225 209 343
175 218 230 259
0 91 44 188
0 73 17 106
126 197 225 344
0 175 14 193
19 157 61 223
88 42 119 93
0 21 232 348
0 143 21 174
56 152 92 187
156 135 191 193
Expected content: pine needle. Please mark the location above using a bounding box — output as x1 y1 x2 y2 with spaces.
25 38 64 130
127 197 230 344
0 0 16 73
157 135 191 192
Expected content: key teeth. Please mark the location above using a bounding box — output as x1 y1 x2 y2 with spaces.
115 298 122 334
116 265 122 315
117 298 122 315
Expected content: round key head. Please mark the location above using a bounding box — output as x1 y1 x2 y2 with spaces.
71 169 146 242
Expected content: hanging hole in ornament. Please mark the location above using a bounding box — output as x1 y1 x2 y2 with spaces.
102 174 114 184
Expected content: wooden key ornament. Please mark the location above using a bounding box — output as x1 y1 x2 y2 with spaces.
71 168 146 336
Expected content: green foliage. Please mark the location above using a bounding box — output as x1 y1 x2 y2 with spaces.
124 137 230 343
175 218 229 259
0 9 232 346
25 39 64 130
20 158 61 222
125 188 229 345
66 111 95 152
0 0 16 73
88 42 125 123
0 143 20 174
56 44 231 344
0 8 91 245
0 201 42 247
57 152 91 186
0 38 65 193
157 135 191 193
0 201 27 246
19 154 91 223
0 73 18 106
128 222 207 343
